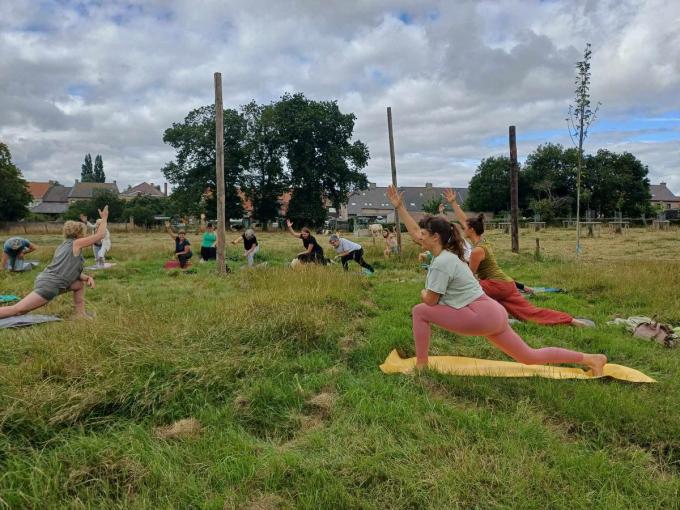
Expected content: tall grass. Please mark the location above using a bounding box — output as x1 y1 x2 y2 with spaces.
1 229 679 508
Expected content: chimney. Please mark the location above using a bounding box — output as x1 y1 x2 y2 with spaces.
425 182 433 188
164 183 168 196
75 179 79 184
369 182 376 189
660 182 667 187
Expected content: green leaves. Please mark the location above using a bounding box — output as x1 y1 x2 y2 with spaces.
0 142 32 221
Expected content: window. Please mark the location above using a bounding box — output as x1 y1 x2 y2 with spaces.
351 202 356 206
410 202 416 207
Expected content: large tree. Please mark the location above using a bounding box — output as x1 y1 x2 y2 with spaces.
522 143 577 218
241 101 288 228
0 142 32 221
81 153 94 182
93 154 105 182
585 149 651 217
162 105 247 220
273 93 369 228
465 156 529 214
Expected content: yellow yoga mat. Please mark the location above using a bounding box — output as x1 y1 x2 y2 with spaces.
379 350 656 383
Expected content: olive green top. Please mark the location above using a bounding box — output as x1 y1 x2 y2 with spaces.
474 239 513 282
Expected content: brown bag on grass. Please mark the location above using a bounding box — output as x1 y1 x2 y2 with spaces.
633 320 677 348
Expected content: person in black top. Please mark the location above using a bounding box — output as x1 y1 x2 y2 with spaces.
231 228 259 267
165 222 193 268
286 219 326 264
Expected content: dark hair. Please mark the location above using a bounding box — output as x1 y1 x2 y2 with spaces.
467 214 485 235
301 227 312 235
207 222 214 228
418 215 465 260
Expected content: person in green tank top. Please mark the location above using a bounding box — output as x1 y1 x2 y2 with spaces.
0 206 109 320
200 222 217 261
443 189 593 328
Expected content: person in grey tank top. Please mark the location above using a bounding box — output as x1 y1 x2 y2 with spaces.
0 206 110 320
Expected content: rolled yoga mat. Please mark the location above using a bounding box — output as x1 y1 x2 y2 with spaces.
379 349 656 383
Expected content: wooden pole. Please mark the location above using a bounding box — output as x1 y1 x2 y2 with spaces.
214 72 227 275
509 125 520 253
386 107 402 254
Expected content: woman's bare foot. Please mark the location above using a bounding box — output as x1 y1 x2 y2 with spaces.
572 318 596 328
583 353 607 377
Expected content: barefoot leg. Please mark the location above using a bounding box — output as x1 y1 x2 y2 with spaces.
0 292 49 318
69 280 86 317
583 353 607 377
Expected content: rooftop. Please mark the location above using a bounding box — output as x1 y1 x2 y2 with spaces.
69 181 119 199
650 182 679 202
27 182 54 200
121 182 165 198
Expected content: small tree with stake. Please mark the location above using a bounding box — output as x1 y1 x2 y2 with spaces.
567 43 601 255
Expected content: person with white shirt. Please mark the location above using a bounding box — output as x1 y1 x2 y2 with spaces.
385 184 607 376
328 234 375 274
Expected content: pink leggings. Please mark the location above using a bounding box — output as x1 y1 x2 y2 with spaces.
412 295 585 365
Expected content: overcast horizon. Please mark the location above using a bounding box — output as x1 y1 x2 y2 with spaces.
2 0 679 194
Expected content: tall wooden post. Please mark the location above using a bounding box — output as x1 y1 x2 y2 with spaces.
214 72 227 274
509 126 520 253
386 107 402 254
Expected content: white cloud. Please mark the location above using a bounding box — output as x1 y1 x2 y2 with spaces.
0 0 678 195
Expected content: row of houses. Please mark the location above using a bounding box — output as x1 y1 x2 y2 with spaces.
26 178 678 221
28 181 167 217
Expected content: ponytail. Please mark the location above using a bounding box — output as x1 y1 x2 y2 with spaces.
467 213 485 235
417 215 466 261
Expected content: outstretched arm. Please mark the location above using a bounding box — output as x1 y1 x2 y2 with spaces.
286 219 301 238
164 221 177 240
386 185 423 244
443 189 468 227
73 206 109 252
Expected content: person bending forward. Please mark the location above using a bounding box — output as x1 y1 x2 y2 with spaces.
329 234 374 273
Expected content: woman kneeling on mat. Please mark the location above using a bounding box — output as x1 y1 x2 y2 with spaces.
386 185 606 374
443 189 591 327
165 222 192 268
0 207 109 320
286 220 326 265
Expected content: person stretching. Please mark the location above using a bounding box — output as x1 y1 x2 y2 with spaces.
165 222 193 268
80 215 111 267
385 185 606 374
0 207 109 320
443 189 590 327
286 220 326 264
232 228 259 267
329 234 374 273
382 230 398 259
2 237 37 272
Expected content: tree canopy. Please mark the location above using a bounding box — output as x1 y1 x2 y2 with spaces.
162 105 247 220
160 94 369 227
93 154 105 183
0 142 32 221
464 144 651 218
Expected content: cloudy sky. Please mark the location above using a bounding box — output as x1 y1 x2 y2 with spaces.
2 0 679 193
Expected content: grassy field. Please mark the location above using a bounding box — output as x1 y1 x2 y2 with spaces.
1 227 679 509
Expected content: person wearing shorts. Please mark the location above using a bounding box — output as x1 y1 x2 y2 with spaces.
0 207 109 320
